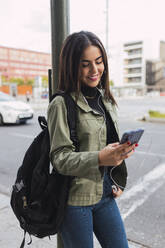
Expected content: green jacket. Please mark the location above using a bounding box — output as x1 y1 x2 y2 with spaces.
47 91 127 206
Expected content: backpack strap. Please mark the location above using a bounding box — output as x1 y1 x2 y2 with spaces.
20 231 32 248
38 116 48 130
20 231 26 248
63 94 79 152
50 91 79 152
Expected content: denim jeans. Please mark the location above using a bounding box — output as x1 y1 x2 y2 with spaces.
59 173 129 248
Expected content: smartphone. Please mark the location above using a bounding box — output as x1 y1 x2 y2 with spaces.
120 128 144 145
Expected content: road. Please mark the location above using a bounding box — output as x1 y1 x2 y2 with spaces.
117 97 165 248
0 96 165 248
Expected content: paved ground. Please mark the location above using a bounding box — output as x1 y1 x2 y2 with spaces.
0 190 149 248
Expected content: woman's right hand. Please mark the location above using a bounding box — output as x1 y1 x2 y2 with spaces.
98 142 136 167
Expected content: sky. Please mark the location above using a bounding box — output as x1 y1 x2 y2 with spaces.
1 0 165 53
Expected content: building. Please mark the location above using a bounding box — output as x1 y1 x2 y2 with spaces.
145 41 165 92
123 40 165 89
123 41 145 87
109 39 165 96
0 45 51 81
146 59 165 90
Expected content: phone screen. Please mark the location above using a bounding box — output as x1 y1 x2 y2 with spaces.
120 129 144 144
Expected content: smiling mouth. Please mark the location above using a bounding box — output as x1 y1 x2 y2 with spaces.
88 75 98 81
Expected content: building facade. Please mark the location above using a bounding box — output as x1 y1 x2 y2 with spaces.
123 40 165 89
146 59 165 90
123 41 145 87
0 45 51 81
109 39 165 96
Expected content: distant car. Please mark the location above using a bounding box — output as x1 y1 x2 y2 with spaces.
41 91 48 99
0 92 34 125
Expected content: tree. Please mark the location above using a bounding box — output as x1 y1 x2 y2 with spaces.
1 75 6 82
26 79 34 86
42 76 48 89
109 80 114 86
9 77 24 85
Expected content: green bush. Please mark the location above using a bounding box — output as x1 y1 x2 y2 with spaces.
149 110 165 118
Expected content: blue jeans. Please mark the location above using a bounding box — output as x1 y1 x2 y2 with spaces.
59 196 129 248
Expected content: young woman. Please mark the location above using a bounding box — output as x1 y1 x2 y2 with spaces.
47 31 136 248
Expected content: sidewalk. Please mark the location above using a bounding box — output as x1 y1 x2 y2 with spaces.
26 97 165 124
0 190 148 248
29 98 48 111
17 96 49 111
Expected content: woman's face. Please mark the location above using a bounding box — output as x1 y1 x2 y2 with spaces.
79 45 105 88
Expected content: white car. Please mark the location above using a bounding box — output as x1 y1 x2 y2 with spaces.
0 92 34 125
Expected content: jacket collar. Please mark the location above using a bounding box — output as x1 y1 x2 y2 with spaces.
70 89 114 114
70 91 91 113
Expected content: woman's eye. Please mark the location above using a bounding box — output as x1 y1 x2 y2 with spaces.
82 60 103 67
82 63 89 68
96 60 103 65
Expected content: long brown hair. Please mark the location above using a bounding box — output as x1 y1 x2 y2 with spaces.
58 31 116 104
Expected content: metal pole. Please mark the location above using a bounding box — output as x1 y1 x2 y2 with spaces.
48 69 52 102
50 0 70 95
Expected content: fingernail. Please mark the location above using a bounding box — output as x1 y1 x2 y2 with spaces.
135 143 139 147
127 141 131 145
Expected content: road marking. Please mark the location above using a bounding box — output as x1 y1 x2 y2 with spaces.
119 163 165 220
9 132 34 139
136 150 165 158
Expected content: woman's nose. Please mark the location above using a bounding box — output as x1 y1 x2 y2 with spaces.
90 63 97 73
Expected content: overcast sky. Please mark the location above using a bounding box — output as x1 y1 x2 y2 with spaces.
0 0 165 53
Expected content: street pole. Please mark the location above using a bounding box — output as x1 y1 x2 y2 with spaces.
50 0 70 95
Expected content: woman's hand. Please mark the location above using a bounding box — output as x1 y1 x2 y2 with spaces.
112 185 123 198
98 142 136 167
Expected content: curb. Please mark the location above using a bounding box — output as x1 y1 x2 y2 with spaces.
140 116 165 123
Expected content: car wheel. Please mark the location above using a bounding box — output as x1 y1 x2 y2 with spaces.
16 119 20 124
20 121 26 125
0 114 4 126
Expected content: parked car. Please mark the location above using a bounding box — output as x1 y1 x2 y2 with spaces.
0 92 34 125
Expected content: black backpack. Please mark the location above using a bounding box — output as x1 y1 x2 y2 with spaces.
10 93 79 248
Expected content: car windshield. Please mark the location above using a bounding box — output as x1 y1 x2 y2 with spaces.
0 92 15 102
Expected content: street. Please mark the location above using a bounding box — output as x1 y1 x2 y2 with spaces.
117 97 165 248
0 96 165 248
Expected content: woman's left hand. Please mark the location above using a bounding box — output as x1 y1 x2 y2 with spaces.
112 186 123 198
